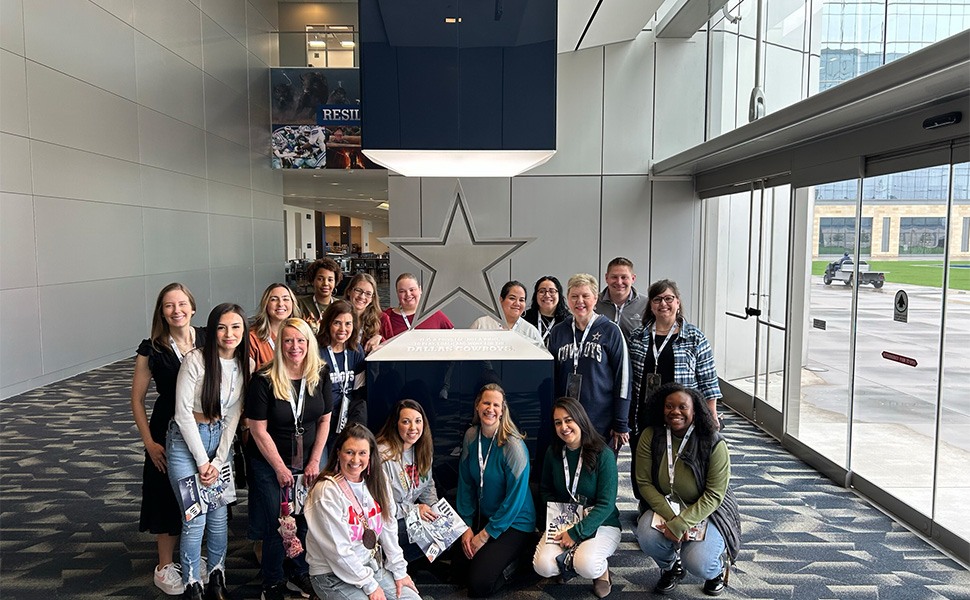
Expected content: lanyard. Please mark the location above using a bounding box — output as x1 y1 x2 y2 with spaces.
266 335 275 351
562 450 584 503
399 446 416 493
539 316 554 343
650 321 679 374
168 333 191 363
477 429 495 494
665 424 695 491
338 476 369 517
327 347 351 397
286 378 307 434
571 314 597 374
223 364 238 407
399 308 413 331
612 302 624 324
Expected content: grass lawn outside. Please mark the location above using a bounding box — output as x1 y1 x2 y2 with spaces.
811 259 970 290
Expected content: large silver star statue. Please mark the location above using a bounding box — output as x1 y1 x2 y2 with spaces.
382 184 533 325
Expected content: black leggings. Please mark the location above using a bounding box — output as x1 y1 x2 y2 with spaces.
455 528 535 598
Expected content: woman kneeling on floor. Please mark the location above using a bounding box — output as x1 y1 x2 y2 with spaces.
304 423 419 600
634 383 741 597
533 397 621 598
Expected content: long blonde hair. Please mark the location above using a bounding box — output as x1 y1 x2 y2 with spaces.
252 283 302 341
261 318 325 400
472 383 524 447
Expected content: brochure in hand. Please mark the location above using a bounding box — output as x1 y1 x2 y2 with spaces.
651 512 708 541
404 498 469 562
176 463 237 522
545 501 587 544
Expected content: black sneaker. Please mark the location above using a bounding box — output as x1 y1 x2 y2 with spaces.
654 560 685 594
286 572 316 599
260 582 285 600
703 571 726 596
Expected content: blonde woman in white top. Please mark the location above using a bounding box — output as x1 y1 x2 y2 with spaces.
167 303 250 600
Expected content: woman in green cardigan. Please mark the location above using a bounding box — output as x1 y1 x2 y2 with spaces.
533 397 621 598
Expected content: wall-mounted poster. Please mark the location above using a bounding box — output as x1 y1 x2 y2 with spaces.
270 67 381 170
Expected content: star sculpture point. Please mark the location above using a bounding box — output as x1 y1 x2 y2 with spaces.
382 186 533 325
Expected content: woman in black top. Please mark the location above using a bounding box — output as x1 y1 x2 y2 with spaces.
523 275 570 347
130 283 205 596
247 318 333 600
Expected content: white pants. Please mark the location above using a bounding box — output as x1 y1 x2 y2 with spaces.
533 525 621 580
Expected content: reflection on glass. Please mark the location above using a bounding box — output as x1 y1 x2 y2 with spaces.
793 178 857 466
937 161 970 542
850 164 948 515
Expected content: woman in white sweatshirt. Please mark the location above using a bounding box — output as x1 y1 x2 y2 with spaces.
167 303 250 600
304 423 420 600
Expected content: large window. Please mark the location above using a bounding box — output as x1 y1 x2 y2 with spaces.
898 216 947 254
818 217 872 254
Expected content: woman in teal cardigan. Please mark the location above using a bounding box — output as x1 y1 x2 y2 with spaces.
534 397 621 598
456 383 537 598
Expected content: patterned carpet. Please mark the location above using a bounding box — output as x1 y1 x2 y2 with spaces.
1 358 968 599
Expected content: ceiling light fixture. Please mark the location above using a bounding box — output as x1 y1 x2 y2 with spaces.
362 150 555 178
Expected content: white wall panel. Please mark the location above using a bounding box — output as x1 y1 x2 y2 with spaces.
0 287 42 385
253 217 283 264
38 276 145 373
248 51 270 111
252 190 282 220
0 133 30 193
30 141 141 206
649 180 699 317
510 176 602 285
135 33 204 129
254 262 285 301
600 176 652 281
34 196 144 285
24 0 136 100
603 35 655 175
90 0 134 25
250 150 281 194
249 0 278 29
202 0 248 46
206 132 252 187
653 37 708 161
1 0 25 54
0 192 36 289
133 0 203 69
143 207 210 274
528 47 604 176
208 180 252 217
247 3 274 67
138 106 207 177
0 49 27 135
26 62 138 161
140 166 207 213
209 265 256 309
249 98 271 153
202 14 249 94
208 213 253 268
204 74 250 146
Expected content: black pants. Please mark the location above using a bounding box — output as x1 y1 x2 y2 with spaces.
454 528 534 598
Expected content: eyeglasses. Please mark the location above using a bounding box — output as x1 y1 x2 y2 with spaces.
537 288 558 296
651 295 677 305
352 288 374 299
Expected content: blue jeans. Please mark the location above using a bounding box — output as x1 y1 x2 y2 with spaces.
311 570 421 600
635 510 725 580
166 419 229 585
250 457 310 587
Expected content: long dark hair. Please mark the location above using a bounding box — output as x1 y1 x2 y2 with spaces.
200 303 251 420
376 399 434 477
321 424 392 525
525 276 569 320
550 397 605 473
316 299 359 351
643 382 718 441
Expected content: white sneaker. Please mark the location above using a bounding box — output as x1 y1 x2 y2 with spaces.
154 563 184 596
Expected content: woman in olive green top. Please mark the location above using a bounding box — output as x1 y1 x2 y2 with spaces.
534 397 621 598
634 383 740 597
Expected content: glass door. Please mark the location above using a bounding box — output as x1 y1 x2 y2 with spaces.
715 182 790 436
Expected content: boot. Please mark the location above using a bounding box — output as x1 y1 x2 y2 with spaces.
182 582 204 600
205 569 229 600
